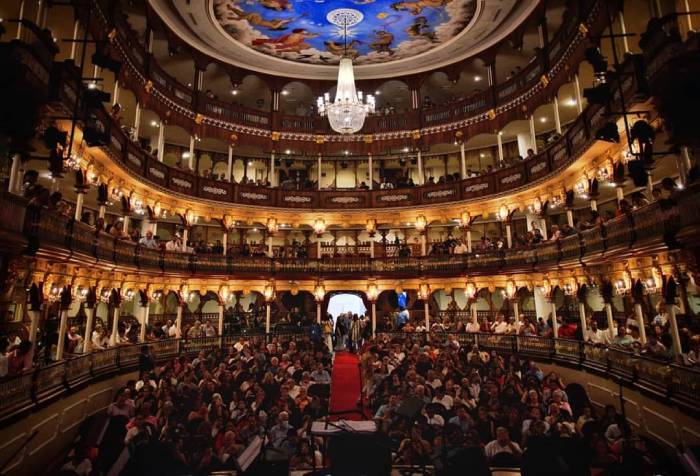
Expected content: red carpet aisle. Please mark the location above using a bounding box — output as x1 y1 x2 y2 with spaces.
329 352 364 420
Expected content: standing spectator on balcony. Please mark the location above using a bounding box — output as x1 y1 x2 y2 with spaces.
7 340 32 375
202 320 217 337
65 325 83 354
91 324 106 350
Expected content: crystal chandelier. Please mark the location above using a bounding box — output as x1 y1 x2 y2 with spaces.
317 9 374 135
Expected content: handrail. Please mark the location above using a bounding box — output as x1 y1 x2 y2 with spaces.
18 188 690 277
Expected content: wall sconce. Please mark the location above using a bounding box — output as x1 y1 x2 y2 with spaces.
290 281 299 296
123 288 134 300
313 218 326 237
574 179 588 198
505 280 516 300
459 211 470 230
540 278 552 297
366 282 379 302
266 218 279 236
615 278 628 294
643 276 658 294
562 282 575 296
366 219 377 237
263 281 276 302
151 290 162 300
532 197 542 215
313 280 326 303
498 205 509 221
185 209 196 226
418 282 430 301
48 284 62 302
414 215 427 234
465 282 477 300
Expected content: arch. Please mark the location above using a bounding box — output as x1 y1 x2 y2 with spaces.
231 74 272 110
280 81 314 115
374 80 411 114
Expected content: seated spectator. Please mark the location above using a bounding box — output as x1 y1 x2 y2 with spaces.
138 230 159 249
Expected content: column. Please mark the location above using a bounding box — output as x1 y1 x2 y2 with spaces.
666 303 683 362
139 301 150 342
470 301 478 326
269 152 275 186
424 300 430 332
69 19 80 61
578 301 587 341
505 223 512 248
27 308 40 361
83 304 95 353
590 199 598 212
529 115 537 154
15 0 25 40
550 300 559 339
267 232 273 257
73 189 86 221
133 102 142 140
112 81 120 106
368 153 373 189
227 146 234 182
553 97 562 134
175 303 183 338
182 228 189 252
497 132 504 163
122 215 131 236
218 304 225 337
417 150 424 185
512 299 519 322
371 301 377 338
188 136 195 170
420 234 427 256
465 229 472 253
633 302 647 345
8 154 21 193
265 303 271 334
370 239 375 258
678 146 692 187
604 302 616 341
566 209 574 227
317 154 322 190
98 204 106 220
618 11 630 54
222 231 228 256
616 185 624 203
110 303 120 347
533 286 550 330
573 74 584 114
316 302 322 324
460 143 467 179
55 306 70 360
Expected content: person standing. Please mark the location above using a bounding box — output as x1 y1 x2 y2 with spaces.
349 314 363 353
321 314 334 353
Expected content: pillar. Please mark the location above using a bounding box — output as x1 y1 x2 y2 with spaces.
56 308 69 360
27 308 40 360
218 304 224 337
573 74 584 114
424 300 430 332
633 303 647 345
505 223 512 248
566 209 574 227
604 302 616 341
417 150 424 184
15 0 25 40
228 146 234 182
368 153 373 189
269 152 275 186
590 199 598 212
222 231 228 256
7 154 19 193
370 239 375 258
316 302 321 324
465 229 472 253
470 302 478 325
73 190 85 221
553 97 562 134
317 154 322 190
550 301 559 339
512 300 519 321
533 286 550 328
122 215 131 236
83 305 95 353
666 303 683 362
420 234 427 256
139 302 149 342
133 102 142 139
460 143 467 179
110 305 120 347
616 186 624 203
618 11 630 54
175 304 183 338
578 301 587 340
265 304 271 334
182 228 189 252
188 136 195 170
529 115 537 154
497 133 504 163
112 81 120 106
678 146 692 187
267 232 273 257
98 204 106 220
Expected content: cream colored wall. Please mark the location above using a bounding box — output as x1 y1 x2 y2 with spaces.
539 363 700 450
0 372 137 476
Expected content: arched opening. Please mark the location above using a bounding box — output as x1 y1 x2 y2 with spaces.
327 292 367 319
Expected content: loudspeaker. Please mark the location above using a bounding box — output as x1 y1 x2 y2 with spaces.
328 434 391 476
395 396 424 421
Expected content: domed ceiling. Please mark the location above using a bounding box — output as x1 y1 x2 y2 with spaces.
153 0 540 79
212 0 476 65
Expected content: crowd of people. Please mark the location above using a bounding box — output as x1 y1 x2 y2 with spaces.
362 333 674 474
60 335 332 475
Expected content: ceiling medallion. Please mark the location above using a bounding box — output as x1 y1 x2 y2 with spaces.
317 8 375 135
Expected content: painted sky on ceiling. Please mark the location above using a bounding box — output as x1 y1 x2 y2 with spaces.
213 0 476 65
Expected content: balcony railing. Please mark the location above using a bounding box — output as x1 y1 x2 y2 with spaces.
19 188 690 277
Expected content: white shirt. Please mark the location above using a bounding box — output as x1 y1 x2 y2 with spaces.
426 413 445 427
432 394 453 410
493 321 511 334
168 326 178 337
484 440 521 460
454 243 469 254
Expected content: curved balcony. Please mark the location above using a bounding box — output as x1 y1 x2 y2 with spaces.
1 332 698 426
16 185 691 279
89 0 612 148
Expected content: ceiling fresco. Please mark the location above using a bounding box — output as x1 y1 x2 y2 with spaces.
212 0 477 65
